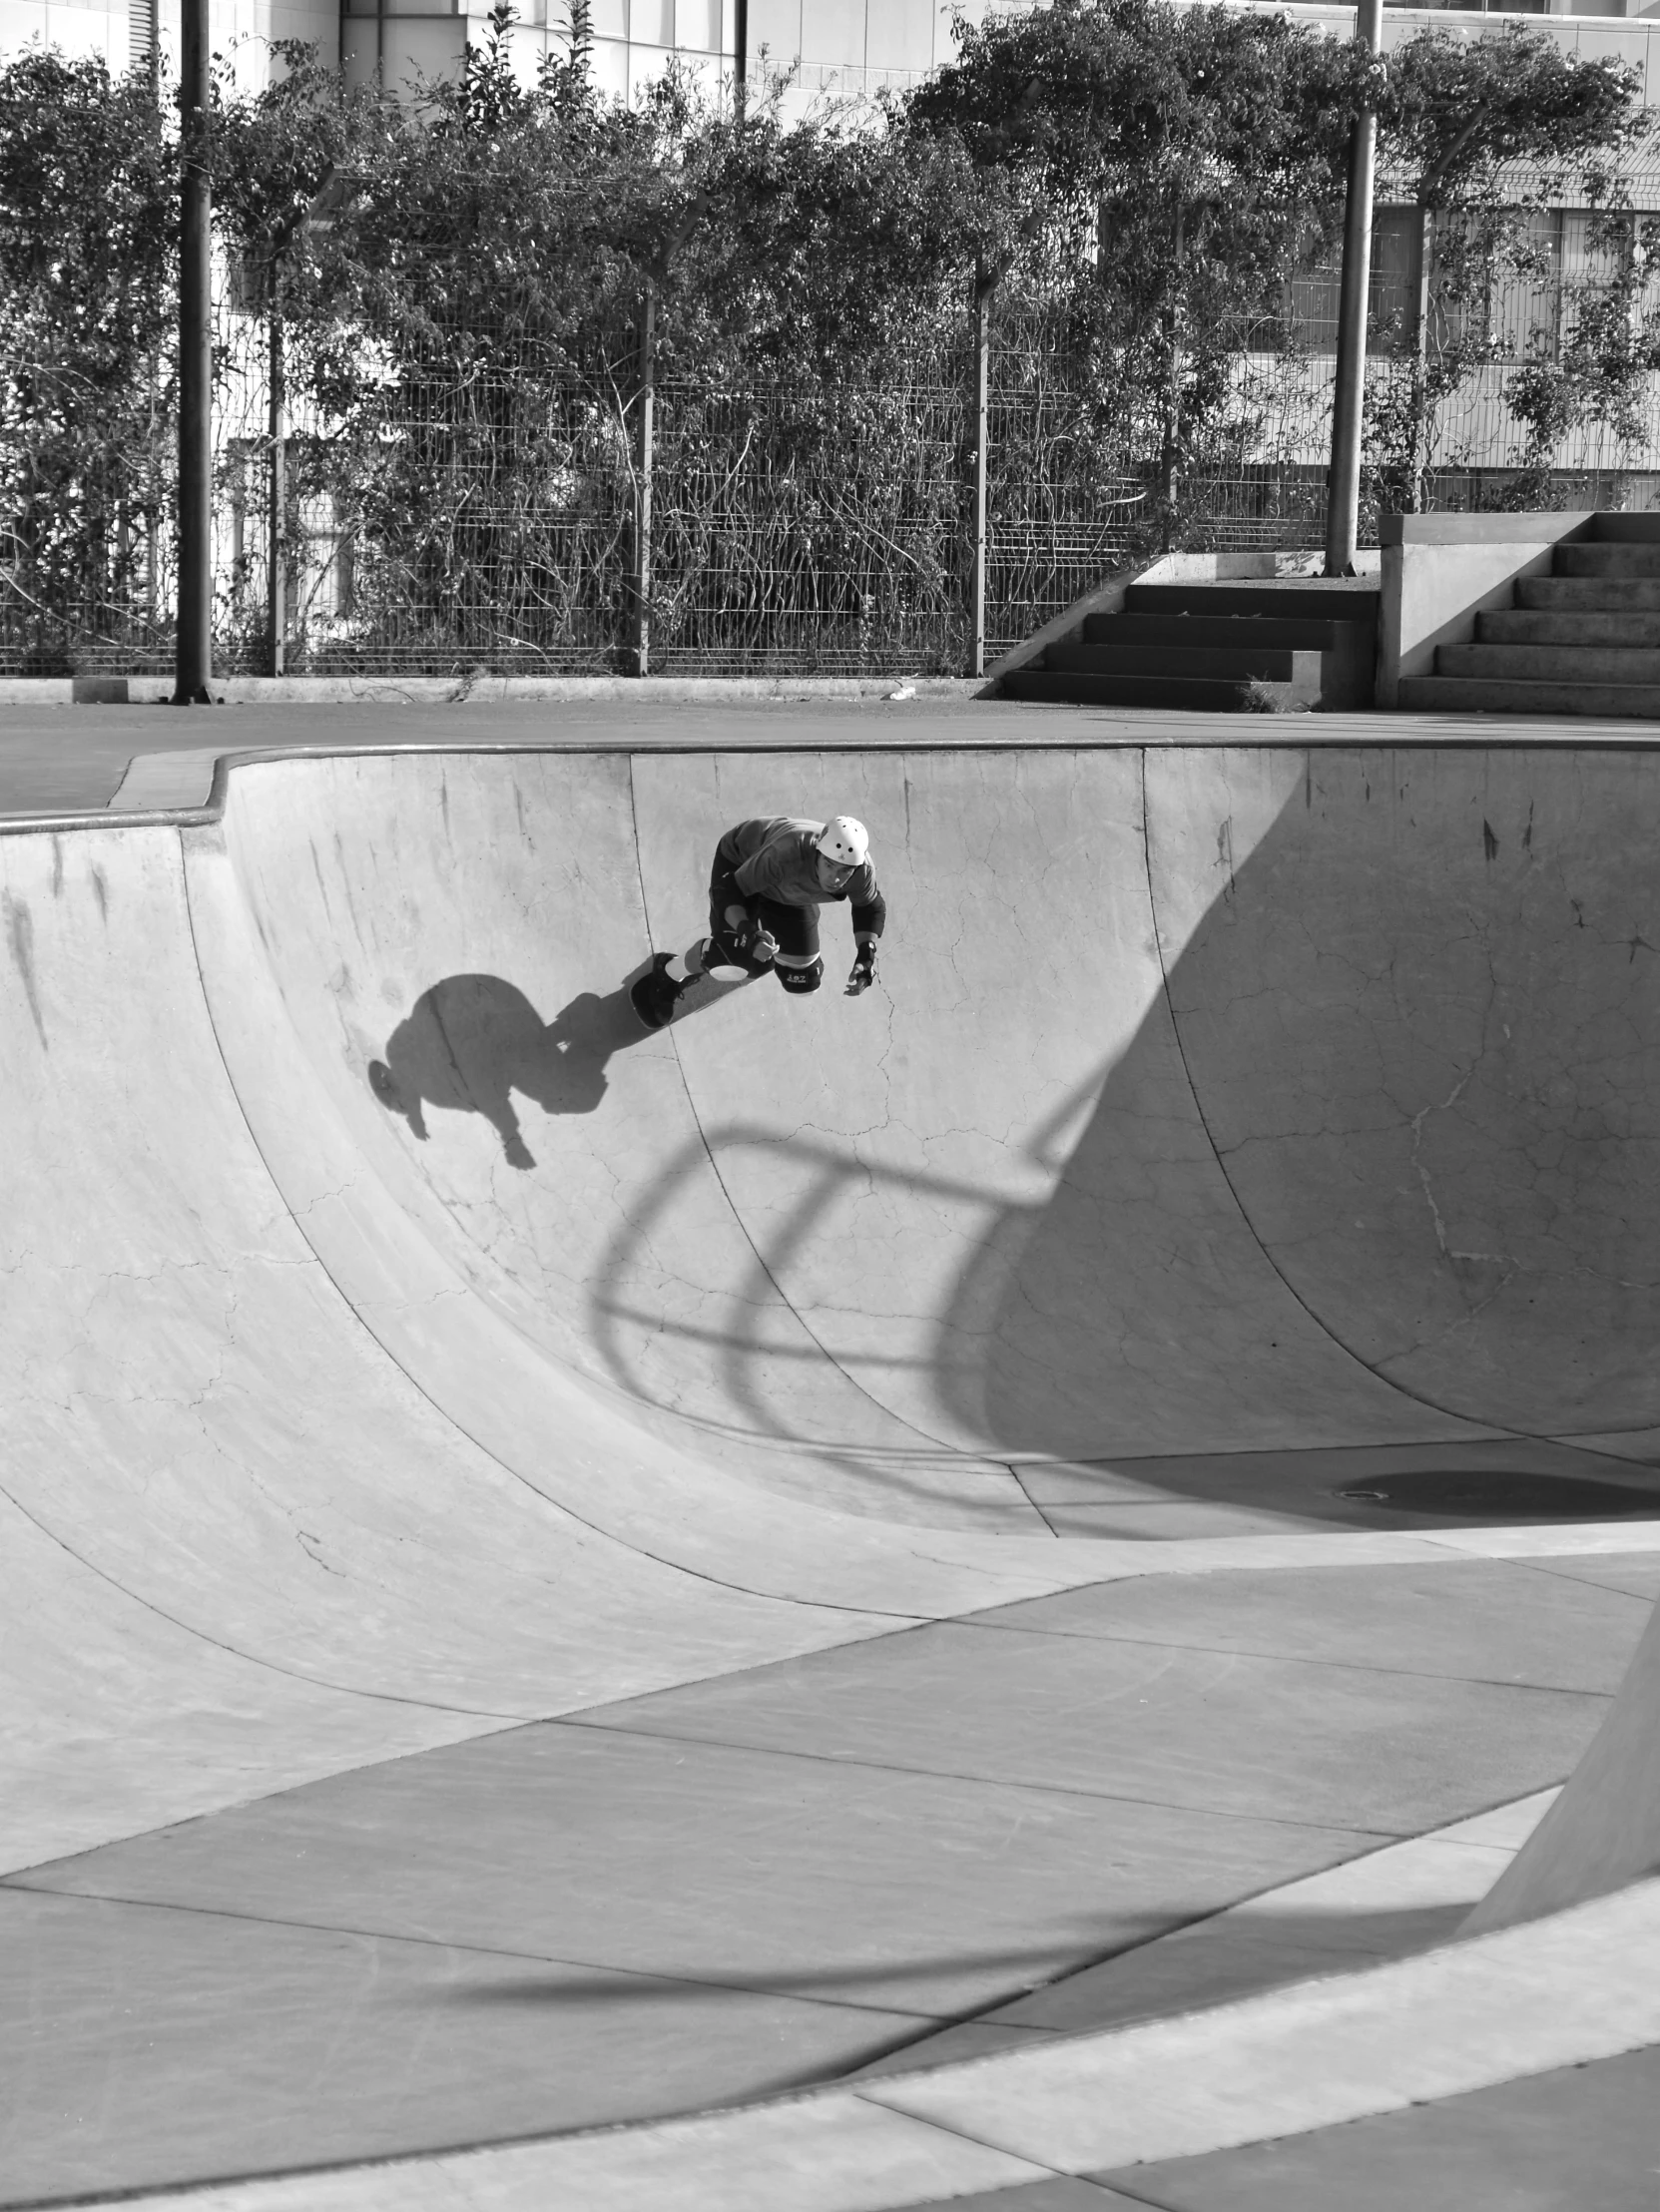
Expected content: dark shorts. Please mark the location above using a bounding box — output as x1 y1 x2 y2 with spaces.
754 897 819 963
707 870 821 965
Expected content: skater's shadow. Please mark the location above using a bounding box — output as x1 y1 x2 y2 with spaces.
367 970 649 1170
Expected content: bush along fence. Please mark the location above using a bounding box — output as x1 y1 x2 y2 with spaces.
218 286 1186 682
4 7 1660 677
30 255 1660 686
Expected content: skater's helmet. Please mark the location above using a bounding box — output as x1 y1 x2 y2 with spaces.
816 816 869 869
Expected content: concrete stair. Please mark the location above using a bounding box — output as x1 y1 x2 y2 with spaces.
1401 514 1660 718
1000 580 1379 712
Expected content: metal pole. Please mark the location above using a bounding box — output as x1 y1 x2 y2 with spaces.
1160 204 1186 555
629 287 655 680
1324 0 1383 579
969 274 990 680
1405 203 1432 513
174 0 214 701
269 269 286 677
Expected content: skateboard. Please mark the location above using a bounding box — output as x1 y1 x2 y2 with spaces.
630 951 760 1031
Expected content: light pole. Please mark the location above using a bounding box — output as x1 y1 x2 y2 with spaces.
268 258 286 678
174 0 213 702
1324 0 1383 579
969 265 991 680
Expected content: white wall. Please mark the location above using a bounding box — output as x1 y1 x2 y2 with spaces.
0 0 333 79
4 0 1660 152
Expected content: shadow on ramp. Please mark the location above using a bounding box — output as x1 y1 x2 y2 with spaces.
367 971 651 1168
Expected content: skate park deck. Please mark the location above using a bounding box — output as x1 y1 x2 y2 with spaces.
7 703 1660 2209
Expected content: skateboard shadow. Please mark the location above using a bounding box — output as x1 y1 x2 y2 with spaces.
367 970 649 1170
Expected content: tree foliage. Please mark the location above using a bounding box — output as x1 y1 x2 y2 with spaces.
1382 25 1641 211
1365 24 1648 507
0 49 174 664
0 0 1653 668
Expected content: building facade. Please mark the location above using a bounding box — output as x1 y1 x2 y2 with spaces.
0 0 986 101
5 0 1660 108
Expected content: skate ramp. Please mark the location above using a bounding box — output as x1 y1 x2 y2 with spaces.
212 739 1660 1936
5 737 1660 2182
201 742 1660 1492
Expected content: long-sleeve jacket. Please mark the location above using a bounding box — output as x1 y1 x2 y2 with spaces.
713 818 886 939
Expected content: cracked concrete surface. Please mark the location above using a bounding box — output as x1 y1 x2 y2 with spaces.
1147 748 1660 1430
10 747 1660 1815
8 738 1660 2201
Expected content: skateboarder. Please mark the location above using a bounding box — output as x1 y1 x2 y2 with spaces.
632 814 886 1031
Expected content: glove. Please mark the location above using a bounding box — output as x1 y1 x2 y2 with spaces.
727 913 778 965
845 942 877 996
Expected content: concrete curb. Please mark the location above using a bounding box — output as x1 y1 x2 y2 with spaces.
76 1874 1660 2210
13 717 1660 841
1 674 988 708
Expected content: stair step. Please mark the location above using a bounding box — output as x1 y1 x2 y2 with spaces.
1477 610 1660 647
1516 577 1660 612
1081 614 1354 649
1000 670 1260 710
1047 643 1309 679
1590 513 1660 542
1438 643 1660 682
1124 582 1378 624
1398 675 1660 718
1554 545 1660 578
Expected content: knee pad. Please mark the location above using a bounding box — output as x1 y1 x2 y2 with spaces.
778 956 823 995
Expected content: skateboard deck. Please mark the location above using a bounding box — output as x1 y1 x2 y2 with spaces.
631 956 761 1032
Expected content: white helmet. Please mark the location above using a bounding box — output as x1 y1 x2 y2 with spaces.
816 816 869 868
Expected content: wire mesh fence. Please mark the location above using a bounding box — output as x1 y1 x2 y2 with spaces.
0 393 176 677
650 370 969 675
9 221 1660 679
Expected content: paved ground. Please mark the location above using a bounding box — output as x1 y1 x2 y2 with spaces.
8 691 1660 818
6 703 1660 2207
0 698 970 814
902 2041 1660 2210
8 1555 1649 2200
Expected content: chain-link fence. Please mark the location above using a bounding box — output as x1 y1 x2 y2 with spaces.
8 218 1660 679
0 377 176 677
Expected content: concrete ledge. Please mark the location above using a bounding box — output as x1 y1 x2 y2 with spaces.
870 1875 1660 2174
0 679 74 704
852 1785 1556 2069
1380 513 1597 548
88 1875 1660 2210
4 674 987 708
21 724 1660 843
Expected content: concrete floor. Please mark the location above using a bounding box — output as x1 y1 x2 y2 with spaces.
9 1553 1648 2201
6 690 1660 818
6 699 1660 2208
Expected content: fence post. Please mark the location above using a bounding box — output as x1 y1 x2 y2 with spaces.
269 268 286 677
1324 0 1383 577
173 0 214 703
969 270 991 680
1160 205 1185 553
630 286 656 679
255 171 360 680
1405 204 1432 514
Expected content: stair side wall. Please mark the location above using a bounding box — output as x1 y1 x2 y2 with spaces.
1378 512 1594 707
